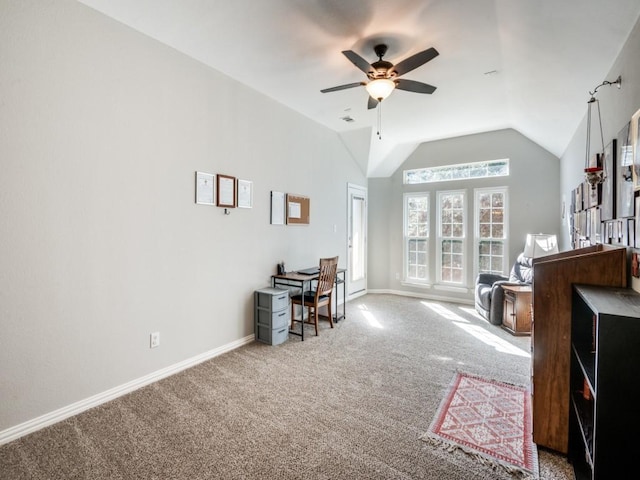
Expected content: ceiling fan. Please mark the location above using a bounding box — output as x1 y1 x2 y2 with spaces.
321 44 439 109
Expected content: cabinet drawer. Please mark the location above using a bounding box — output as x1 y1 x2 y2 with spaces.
255 288 289 311
256 308 290 329
256 324 289 346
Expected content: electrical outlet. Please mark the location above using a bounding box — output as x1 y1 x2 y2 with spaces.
150 332 160 348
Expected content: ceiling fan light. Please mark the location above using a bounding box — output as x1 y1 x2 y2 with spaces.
365 79 395 101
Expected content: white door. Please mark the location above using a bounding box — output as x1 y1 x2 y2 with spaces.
347 184 367 297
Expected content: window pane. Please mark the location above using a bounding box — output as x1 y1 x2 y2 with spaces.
452 269 463 283
491 256 503 272
417 265 427 278
404 159 510 184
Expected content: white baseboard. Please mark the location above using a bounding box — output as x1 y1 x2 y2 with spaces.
0 334 255 447
347 290 367 301
366 288 474 306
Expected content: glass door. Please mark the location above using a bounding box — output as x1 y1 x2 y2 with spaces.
347 184 367 297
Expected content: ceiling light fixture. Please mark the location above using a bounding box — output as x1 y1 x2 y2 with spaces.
365 78 395 101
584 75 622 189
365 79 396 141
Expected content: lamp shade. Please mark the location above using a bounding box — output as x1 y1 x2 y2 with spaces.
365 79 395 101
523 233 559 259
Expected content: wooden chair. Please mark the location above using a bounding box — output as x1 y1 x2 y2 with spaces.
290 256 338 337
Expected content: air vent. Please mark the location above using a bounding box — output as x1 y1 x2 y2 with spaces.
340 116 355 123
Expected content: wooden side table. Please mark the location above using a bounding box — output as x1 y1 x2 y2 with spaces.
501 285 532 336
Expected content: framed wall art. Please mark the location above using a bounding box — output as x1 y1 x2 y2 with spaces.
632 108 640 190
270 191 285 225
237 179 253 209
216 174 237 208
600 139 616 220
195 171 215 206
617 122 634 217
636 195 640 248
286 194 310 225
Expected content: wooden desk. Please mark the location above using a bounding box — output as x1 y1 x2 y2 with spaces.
272 268 346 341
501 285 532 336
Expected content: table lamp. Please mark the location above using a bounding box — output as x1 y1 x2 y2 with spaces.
523 233 559 259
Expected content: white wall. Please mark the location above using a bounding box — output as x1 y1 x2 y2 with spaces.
367 129 561 303
0 0 365 435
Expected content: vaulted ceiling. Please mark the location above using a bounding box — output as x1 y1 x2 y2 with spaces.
79 0 640 176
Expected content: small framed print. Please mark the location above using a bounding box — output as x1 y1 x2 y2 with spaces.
617 122 634 217
632 108 640 190
635 195 640 247
195 171 215 206
600 140 616 220
216 174 236 208
237 179 253 209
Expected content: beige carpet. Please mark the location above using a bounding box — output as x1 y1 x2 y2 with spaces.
0 294 574 479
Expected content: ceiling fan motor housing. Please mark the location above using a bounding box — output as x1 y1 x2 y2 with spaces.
369 44 395 79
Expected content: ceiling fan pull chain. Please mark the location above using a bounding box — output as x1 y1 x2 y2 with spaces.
377 102 382 140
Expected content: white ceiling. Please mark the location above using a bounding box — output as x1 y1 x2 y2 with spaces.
78 0 640 176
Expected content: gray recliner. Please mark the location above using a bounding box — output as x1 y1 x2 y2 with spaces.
474 253 533 325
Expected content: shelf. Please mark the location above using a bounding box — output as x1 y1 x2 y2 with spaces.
570 390 594 468
572 344 595 395
568 284 640 479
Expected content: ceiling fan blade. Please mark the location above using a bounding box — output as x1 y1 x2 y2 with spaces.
367 96 379 110
320 82 364 93
392 47 439 77
342 50 373 75
395 78 437 94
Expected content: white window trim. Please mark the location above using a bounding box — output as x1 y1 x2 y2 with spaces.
473 186 509 279
403 192 430 285
436 189 467 286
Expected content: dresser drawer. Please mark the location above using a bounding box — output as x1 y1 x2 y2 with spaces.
255 287 289 312
256 308 290 329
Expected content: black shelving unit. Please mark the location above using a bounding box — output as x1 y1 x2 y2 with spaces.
569 285 640 479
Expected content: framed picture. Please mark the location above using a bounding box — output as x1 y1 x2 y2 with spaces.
617 122 634 217
216 174 236 208
270 191 286 225
286 194 310 225
237 179 253 208
195 171 215 205
590 207 601 245
628 219 636 248
636 195 640 248
575 183 583 212
600 140 616 220
618 219 627 246
632 108 640 190
606 221 613 244
585 180 599 209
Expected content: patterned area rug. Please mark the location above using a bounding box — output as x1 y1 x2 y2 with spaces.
421 372 539 478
